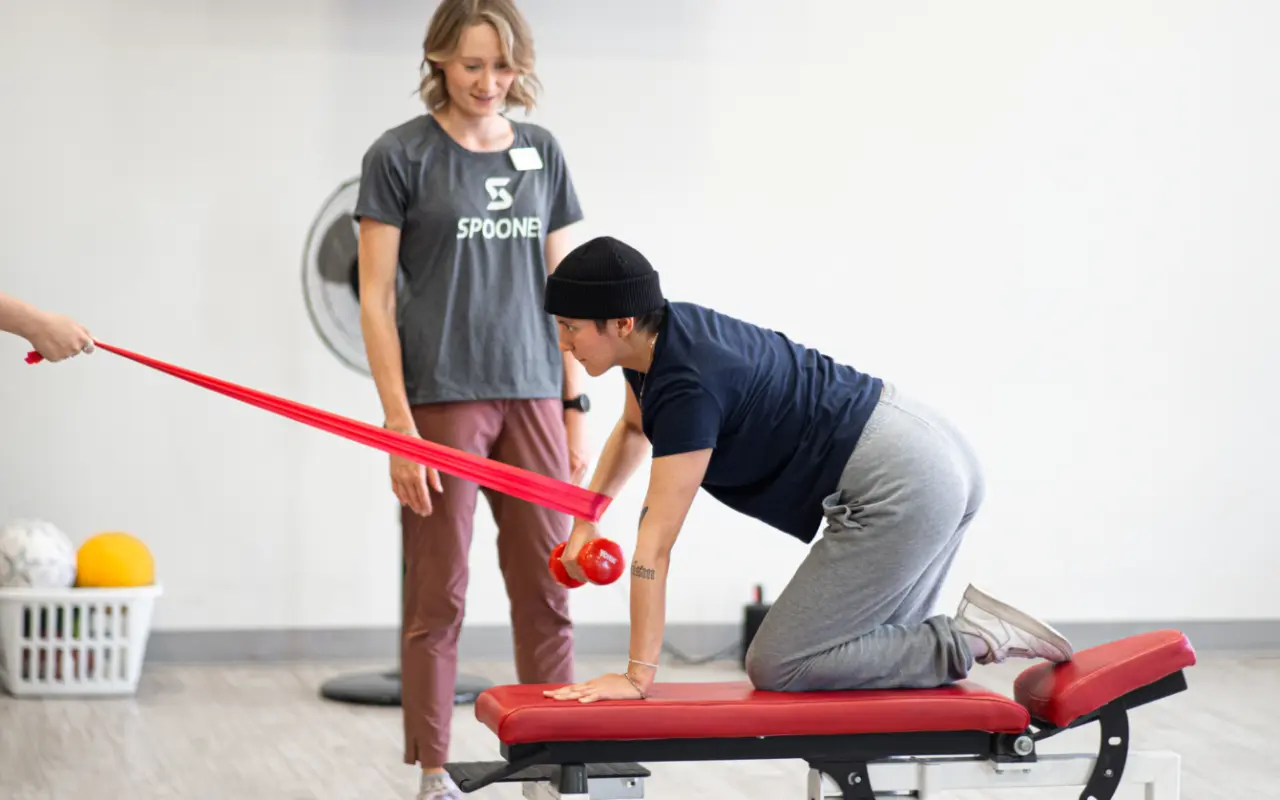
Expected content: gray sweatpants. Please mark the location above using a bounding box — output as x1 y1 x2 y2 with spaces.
744 382 983 691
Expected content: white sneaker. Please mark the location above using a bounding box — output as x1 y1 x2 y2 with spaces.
954 583 1074 665
417 771 462 800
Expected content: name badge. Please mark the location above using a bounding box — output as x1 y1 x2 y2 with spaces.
509 147 544 171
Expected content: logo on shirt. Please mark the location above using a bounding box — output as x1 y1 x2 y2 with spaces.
457 175 542 241
484 177 513 211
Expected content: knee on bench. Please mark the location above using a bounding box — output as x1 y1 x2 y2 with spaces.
744 637 805 691
745 631 902 692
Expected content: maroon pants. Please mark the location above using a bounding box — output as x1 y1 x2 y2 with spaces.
400 398 575 767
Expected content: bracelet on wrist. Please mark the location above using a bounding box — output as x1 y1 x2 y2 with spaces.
621 671 647 699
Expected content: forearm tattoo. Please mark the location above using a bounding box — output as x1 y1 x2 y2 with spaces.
632 506 656 579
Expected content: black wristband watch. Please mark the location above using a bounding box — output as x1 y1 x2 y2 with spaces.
563 394 591 413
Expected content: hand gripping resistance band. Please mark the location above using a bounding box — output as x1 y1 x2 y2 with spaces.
25 344 612 522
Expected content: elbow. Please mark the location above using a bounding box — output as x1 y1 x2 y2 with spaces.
634 537 676 567
358 282 396 321
621 415 646 438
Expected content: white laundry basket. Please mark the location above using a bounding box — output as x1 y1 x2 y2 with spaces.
0 583 163 697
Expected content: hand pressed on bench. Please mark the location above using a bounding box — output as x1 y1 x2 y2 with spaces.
542 672 645 703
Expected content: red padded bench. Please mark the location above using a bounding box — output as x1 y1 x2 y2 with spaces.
445 629 1195 800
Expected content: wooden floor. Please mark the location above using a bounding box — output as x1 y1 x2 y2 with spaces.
1 650 1276 799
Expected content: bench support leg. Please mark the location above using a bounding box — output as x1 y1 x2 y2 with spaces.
807 750 1181 800
1144 750 1181 800
446 760 648 799
519 764 647 800
806 761 874 800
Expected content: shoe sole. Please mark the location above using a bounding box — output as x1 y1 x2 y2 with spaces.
963 583 1075 661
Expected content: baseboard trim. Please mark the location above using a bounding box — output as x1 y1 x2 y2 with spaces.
144 619 1280 665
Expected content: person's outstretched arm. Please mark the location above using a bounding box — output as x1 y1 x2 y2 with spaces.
545 380 720 703
624 445 713 690
559 382 652 578
543 442 711 703
0 292 95 362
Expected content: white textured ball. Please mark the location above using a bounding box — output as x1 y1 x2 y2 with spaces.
0 519 78 589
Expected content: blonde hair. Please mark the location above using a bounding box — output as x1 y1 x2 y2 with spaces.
418 0 541 114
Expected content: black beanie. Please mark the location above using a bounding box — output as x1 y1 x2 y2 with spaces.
544 236 664 319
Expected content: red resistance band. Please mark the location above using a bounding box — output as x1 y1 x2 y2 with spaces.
26 344 613 522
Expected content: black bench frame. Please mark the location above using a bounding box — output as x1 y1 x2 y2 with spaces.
446 668 1188 800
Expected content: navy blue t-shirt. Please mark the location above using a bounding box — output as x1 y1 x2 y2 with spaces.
623 301 883 544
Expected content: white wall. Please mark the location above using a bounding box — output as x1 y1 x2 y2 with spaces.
1 0 1276 634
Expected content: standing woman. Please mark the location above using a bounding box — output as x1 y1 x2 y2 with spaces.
353 2 589 798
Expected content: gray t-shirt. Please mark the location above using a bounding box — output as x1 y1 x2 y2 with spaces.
353 114 583 406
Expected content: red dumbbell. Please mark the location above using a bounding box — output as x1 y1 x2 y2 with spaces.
549 538 626 587
580 538 625 584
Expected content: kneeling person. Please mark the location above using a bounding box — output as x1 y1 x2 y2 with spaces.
541 236 1072 703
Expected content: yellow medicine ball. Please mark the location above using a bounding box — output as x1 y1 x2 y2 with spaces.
76 531 155 588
